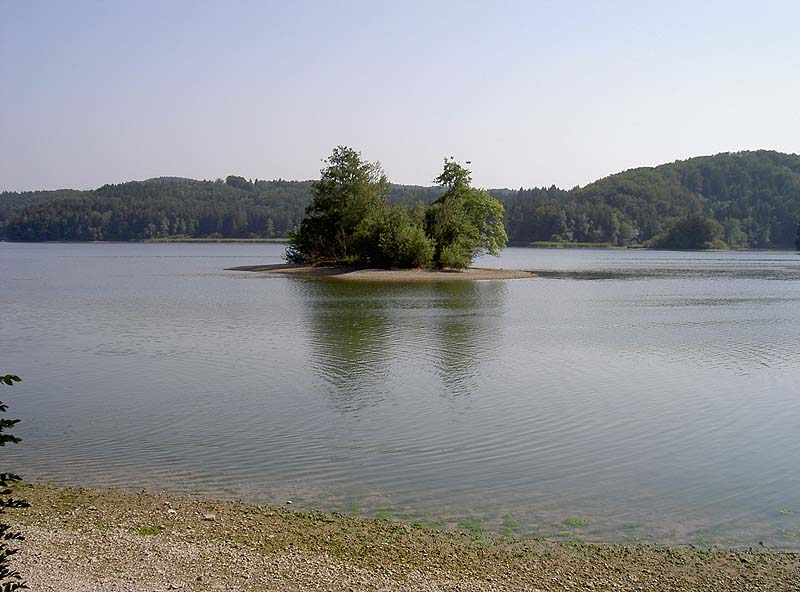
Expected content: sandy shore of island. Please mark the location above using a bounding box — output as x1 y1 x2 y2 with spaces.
227 264 536 281
5 484 799 592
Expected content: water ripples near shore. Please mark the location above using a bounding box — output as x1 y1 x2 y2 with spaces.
2 243 800 547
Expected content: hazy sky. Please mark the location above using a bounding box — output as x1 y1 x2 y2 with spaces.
2 0 799 191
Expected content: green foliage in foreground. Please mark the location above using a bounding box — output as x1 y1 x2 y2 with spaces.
286 148 507 269
0 374 27 591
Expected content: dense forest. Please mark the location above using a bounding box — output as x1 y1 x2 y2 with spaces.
0 177 443 242
3 150 800 249
503 151 800 249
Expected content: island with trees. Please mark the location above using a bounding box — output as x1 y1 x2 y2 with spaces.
3 150 800 251
231 146 533 281
286 147 507 268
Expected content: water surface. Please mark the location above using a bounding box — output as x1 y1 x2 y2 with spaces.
2 243 799 547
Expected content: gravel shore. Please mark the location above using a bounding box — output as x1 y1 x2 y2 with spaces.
6 484 799 591
227 264 536 281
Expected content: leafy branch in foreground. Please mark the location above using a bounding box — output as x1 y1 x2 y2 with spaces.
0 374 27 591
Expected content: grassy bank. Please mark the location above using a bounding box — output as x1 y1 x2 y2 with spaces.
5 483 799 591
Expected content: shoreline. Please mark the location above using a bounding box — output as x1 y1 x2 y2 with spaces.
227 263 536 282
6 484 799 591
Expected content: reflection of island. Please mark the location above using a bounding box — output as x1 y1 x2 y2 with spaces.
296 280 394 412
292 279 506 410
429 281 506 397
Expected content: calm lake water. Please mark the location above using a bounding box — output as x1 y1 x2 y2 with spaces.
2 242 800 548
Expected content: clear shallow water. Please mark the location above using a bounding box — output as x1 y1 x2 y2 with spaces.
2 243 800 548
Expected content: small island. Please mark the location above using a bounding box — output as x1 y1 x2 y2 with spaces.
232 147 527 281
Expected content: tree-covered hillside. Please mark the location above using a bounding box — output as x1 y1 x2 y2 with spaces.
3 178 312 241
4 150 800 248
504 150 800 248
1 176 444 242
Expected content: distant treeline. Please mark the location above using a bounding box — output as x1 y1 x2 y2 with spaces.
503 150 800 249
0 177 445 242
3 150 800 249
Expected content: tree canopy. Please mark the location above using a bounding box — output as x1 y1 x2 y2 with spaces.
503 150 800 249
426 159 507 269
647 214 724 250
285 148 506 269
284 146 391 265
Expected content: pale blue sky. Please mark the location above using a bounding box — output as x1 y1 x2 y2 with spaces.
2 0 799 191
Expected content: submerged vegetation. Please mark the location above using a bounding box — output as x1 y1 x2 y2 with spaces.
285 147 507 269
2 150 800 249
7 484 800 591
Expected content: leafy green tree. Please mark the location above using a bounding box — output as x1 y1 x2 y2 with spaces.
649 214 724 250
376 203 434 268
723 218 749 248
285 146 389 265
425 159 507 269
0 374 26 591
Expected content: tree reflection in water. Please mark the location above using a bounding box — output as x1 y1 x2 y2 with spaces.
292 279 507 411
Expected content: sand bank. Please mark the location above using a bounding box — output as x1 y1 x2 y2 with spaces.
227 263 535 281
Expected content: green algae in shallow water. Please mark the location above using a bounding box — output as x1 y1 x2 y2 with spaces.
780 529 800 539
503 514 520 528
458 516 485 534
565 517 589 526
692 527 726 548
373 507 398 521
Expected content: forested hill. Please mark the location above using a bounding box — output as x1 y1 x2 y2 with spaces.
4 150 800 248
504 150 800 248
0 177 448 241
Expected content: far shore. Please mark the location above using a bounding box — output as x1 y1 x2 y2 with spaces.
6 483 799 592
227 263 536 281
145 237 289 243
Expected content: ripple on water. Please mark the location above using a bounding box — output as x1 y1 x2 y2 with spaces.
3 244 800 548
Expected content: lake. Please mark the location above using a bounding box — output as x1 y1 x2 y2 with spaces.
2 242 800 548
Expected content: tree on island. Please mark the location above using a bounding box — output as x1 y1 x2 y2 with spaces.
284 146 392 266
285 147 507 269
426 159 507 269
